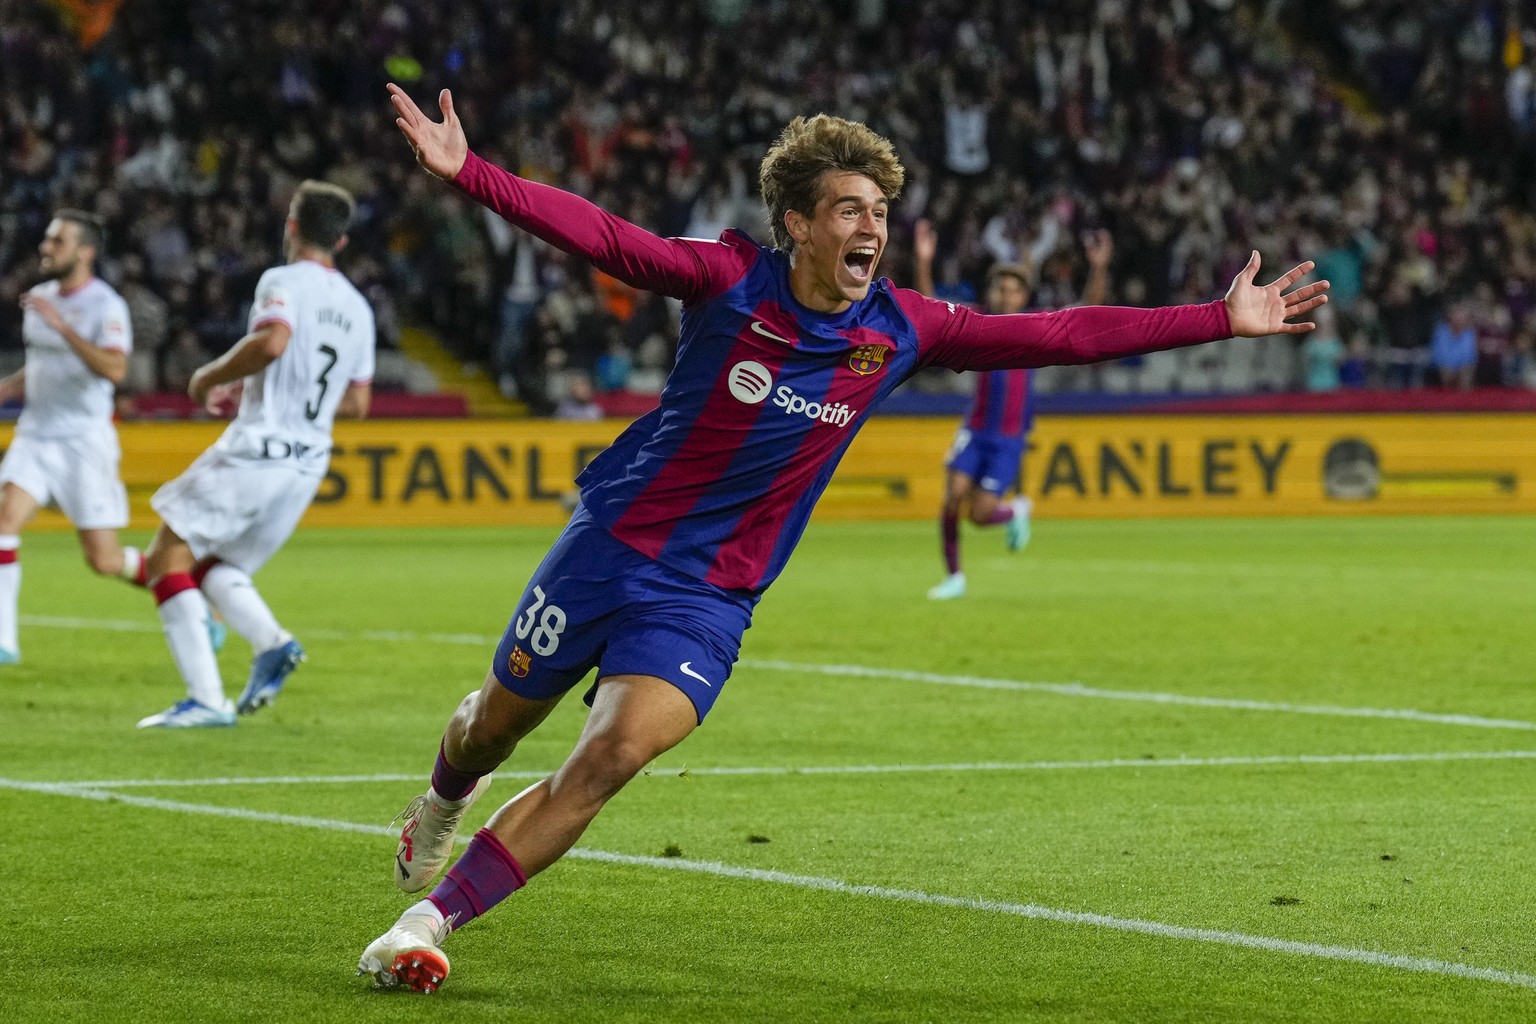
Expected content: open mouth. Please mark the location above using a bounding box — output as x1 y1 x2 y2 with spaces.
843 246 877 283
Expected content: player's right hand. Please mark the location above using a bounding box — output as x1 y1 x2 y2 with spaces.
387 84 469 181
20 293 66 332
204 380 242 418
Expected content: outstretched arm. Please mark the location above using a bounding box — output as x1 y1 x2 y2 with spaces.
388 84 749 306
908 255 1329 371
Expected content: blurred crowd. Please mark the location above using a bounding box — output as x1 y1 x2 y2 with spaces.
2 0 1534 412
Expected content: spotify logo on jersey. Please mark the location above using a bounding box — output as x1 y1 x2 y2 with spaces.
728 360 773 404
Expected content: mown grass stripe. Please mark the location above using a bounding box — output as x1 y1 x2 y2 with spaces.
3 775 1532 993
48 749 1536 789
21 615 1532 732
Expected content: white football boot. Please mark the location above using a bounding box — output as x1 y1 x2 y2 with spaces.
927 572 967 600
393 775 493 892
358 905 453 993
136 697 237 728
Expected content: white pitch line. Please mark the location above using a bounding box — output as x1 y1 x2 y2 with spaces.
48 749 1536 790
1027 556 1536 590
19 614 492 648
22 614 1536 731
742 659 1536 731
3 776 1533 994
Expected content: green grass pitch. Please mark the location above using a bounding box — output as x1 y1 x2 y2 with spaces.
2 514 1534 1022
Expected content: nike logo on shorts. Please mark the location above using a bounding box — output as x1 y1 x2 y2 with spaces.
679 662 712 687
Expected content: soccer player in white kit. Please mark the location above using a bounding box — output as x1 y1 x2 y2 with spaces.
137 181 375 728
0 210 149 664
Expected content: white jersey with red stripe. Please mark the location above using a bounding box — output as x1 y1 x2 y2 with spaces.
216 259 375 473
18 277 132 438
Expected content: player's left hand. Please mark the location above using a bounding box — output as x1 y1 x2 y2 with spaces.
20 294 66 332
1223 252 1330 337
388 84 469 181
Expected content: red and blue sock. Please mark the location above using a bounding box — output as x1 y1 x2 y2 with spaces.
426 828 527 930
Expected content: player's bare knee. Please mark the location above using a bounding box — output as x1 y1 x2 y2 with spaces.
454 695 519 760
968 504 996 526
565 734 650 802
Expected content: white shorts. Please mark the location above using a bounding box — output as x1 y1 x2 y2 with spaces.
151 448 323 574
0 429 129 530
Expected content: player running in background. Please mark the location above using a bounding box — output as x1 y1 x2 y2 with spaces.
0 211 148 663
914 219 1112 600
136 181 375 729
360 84 1328 994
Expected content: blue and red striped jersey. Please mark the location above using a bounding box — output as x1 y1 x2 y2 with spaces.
964 369 1033 439
578 230 923 591
453 151 1231 592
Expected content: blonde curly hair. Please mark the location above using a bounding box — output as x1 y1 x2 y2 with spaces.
758 114 905 254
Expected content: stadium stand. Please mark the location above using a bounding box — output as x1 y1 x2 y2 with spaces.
1 0 1532 418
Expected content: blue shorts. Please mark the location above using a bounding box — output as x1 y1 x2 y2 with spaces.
491 506 759 723
945 429 1026 495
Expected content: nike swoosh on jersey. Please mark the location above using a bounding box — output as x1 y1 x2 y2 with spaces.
678 661 713 687
750 320 798 346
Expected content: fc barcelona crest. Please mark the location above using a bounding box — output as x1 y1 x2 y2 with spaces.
849 344 888 376
508 645 532 678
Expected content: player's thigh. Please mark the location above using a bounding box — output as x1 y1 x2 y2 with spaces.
974 437 1025 498
219 468 321 573
970 490 1001 522
489 508 755 726
0 439 51 531
0 481 40 533
53 431 128 531
490 512 630 705
943 468 976 508
153 454 317 572
945 428 984 483
570 673 699 769
596 580 755 725
151 450 246 561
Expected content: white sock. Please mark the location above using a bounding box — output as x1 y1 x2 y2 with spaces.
407 899 446 926
200 563 287 653
118 546 144 585
157 588 225 707
0 535 19 654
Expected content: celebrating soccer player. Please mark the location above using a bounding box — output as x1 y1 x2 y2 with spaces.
0 211 150 664
359 84 1329 993
914 220 1114 600
136 182 375 728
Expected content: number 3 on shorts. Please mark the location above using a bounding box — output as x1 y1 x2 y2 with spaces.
513 585 567 656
